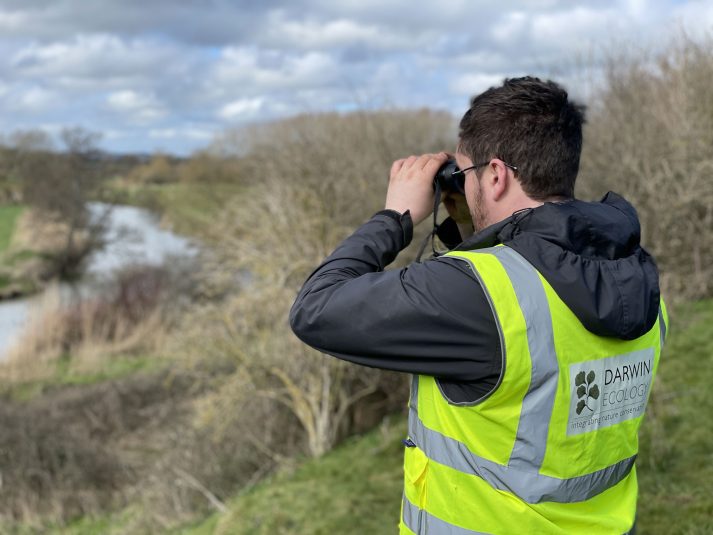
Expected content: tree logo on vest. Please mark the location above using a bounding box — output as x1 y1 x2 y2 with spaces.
567 348 655 436
574 370 599 415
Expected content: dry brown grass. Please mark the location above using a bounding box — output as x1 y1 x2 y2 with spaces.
0 264 174 383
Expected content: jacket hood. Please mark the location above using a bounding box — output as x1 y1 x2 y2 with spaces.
456 192 660 340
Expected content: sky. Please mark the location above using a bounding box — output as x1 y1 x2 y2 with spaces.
0 0 711 155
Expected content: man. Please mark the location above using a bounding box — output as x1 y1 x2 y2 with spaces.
289 77 666 534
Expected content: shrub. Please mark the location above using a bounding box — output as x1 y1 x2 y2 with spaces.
0 370 198 527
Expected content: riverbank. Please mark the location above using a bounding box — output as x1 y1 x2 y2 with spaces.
0 205 95 301
0 200 198 375
0 204 37 300
98 178 243 239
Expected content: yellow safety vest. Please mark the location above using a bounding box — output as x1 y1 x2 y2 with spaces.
400 245 667 535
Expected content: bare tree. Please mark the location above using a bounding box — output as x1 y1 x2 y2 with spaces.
15 126 108 280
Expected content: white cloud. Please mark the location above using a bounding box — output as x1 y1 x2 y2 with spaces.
219 97 265 120
16 86 55 110
673 0 713 38
11 34 195 91
450 73 507 97
107 90 166 123
525 8 616 54
148 127 212 140
211 48 341 94
0 9 25 31
262 17 431 51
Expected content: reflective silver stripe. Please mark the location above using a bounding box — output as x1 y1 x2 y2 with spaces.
402 492 421 534
410 374 419 414
490 246 558 471
658 307 666 348
402 493 491 535
409 413 636 503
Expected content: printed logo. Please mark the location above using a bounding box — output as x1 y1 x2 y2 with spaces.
567 348 655 436
574 370 599 415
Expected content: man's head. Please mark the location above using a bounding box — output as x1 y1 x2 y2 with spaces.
455 76 586 230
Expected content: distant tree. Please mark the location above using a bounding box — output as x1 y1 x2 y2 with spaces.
9 129 54 152
177 149 240 184
15 126 108 280
127 152 178 185
12 129 59 209
0 131 50 203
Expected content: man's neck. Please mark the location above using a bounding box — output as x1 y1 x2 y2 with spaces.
489 198 543 227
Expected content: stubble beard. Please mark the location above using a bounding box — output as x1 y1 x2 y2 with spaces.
471 179 489 232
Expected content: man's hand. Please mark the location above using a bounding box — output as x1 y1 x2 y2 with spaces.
385 152 449 226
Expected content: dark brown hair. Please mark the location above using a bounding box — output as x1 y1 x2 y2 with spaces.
459 76 586 200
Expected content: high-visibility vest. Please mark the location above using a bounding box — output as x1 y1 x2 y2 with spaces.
400 245 667 535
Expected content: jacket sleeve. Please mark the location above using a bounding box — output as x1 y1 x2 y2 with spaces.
288 210 500 381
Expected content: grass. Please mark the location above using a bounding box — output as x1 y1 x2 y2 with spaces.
1 352 163 402
0 204 43 296
636 299 713 534
26 404 406 535
3 248 42 266
178 299 713 535
183 417 406 535
0 204 24 252
99 180 244 238
49 506 141 535
1 508 137 535
147 182 240 236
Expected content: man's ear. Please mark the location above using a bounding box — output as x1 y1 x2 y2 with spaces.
487 160 509 202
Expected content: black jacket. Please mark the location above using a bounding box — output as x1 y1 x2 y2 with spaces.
289 192 661 403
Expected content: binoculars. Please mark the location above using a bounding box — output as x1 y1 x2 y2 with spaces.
434 159 466 195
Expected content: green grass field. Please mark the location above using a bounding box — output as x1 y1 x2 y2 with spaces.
0 204 41 295
0 204 25 252
2 351 163 402
636 299 713 533
183 417 406 535
100 181 244 238
147 182 241 236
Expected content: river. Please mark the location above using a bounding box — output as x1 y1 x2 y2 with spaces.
0 202 199 360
